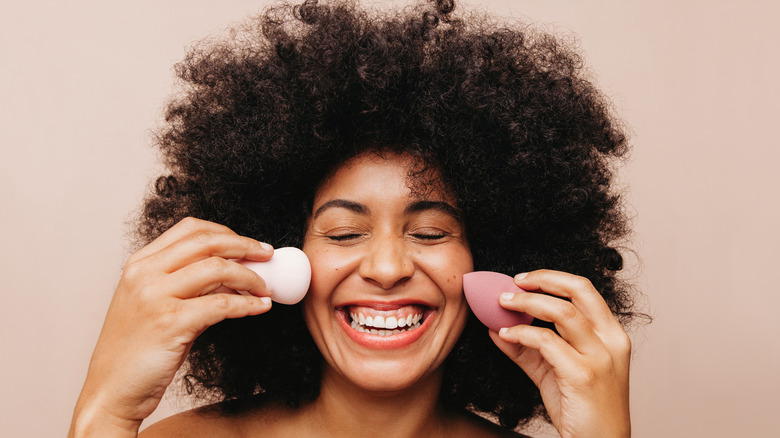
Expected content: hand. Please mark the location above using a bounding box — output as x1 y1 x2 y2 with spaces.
69 218 274 437
489 270 631 438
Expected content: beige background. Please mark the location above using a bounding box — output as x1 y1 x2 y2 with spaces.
1 1 778 436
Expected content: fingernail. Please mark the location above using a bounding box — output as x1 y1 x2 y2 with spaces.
499 327 509 334
514 272 528 281
500 292 515 301
260 297 272 305
259 242 273 252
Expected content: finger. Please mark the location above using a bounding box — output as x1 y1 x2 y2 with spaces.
496 324 587 382
128 217 233 264
129 218 273 267
177 293 273 336
144 229 273 274
514 270 623 335
159 257 271 299
207 285 241 295
499 291 605 356
488 330 551 386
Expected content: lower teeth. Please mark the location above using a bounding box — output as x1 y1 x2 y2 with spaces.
350 320 422 336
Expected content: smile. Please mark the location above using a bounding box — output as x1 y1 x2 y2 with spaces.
338 303 435 348
349 307 423 336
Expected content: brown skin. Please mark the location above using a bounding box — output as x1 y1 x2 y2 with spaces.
301 153 474 394
140 401 528 438
493 270 632 438
139 152 527 438
68 219 275 437
70 153 630 437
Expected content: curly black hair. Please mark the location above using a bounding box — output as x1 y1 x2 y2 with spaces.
137 0 635 430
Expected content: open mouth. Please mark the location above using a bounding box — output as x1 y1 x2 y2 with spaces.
340 304 431 337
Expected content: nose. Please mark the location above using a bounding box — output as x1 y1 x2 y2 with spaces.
358 233 414 290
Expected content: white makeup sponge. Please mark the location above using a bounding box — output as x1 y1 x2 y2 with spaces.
239 247 311 304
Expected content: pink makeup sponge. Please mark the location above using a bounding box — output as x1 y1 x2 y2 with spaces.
463 271 534 332
239 247 311 304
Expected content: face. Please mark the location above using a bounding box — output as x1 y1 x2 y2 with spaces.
302 151 473 393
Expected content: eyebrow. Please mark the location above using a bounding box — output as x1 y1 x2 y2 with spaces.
404 200 461 220
312 198 460 220
313 199 370 218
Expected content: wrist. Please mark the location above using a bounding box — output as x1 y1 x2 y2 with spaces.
69 398 141 438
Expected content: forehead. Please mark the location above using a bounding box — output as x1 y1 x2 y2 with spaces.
314 151 451 204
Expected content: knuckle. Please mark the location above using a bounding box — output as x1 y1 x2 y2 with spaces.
121 261 144 285
125 252 141 266
558 301 578 320
210 293 231 311
132 285 162 312
181 217 231 234
178 216 202 229
241 236 260 251
177 216 204 235
153 309 177 330
193 230 216 246
136 284 157 301
538 328 558 344
203 256 228 274
578 367 599 386
573 275 593 290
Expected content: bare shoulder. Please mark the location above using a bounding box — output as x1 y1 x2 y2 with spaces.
448 410 533 438
139 398 294 438
139 402 533 438
139 404 245 438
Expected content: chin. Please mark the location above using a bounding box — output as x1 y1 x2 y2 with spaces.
334 355 443 394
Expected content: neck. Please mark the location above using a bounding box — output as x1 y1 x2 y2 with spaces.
303 365 449 438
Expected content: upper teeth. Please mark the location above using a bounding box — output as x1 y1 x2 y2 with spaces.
350 312 422 329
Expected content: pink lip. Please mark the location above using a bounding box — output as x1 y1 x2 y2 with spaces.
337 298 434 309
336 300 437 349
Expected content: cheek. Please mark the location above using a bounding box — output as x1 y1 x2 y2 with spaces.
426 246 473 292
302 245 358 301
302 246 335 342
303 246 331 299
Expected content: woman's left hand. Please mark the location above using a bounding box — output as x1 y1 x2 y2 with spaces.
489 269 631 438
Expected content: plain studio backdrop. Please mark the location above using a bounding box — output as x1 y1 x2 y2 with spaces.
1 1 778 436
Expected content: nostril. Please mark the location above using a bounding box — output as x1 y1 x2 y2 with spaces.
358 248 414 289
362 273 412 290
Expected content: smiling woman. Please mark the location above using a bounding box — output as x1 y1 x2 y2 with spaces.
303 152 473 394
68 1 638 437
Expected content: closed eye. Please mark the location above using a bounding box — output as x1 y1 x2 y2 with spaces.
410 232 448 241
327 233 363 241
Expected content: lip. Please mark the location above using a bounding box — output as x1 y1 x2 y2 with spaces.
336 300 437 349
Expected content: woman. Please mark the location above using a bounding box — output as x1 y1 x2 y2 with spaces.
69 1 637 436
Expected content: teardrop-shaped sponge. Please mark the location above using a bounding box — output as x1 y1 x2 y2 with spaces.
463 271 534 331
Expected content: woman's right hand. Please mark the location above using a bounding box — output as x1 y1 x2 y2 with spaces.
68 218 274 437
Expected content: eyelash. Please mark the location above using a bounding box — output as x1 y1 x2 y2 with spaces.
325 231 448 241
411 231 447 240
327 233 363 241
